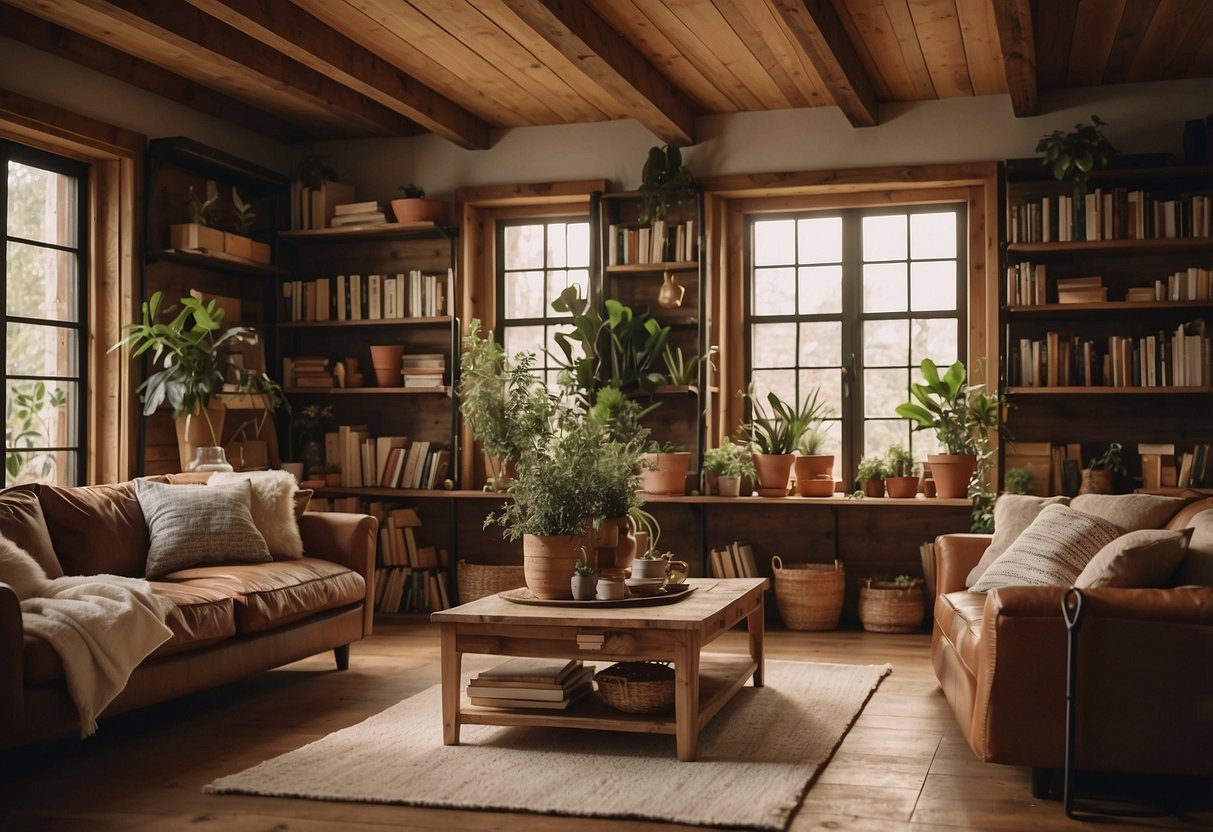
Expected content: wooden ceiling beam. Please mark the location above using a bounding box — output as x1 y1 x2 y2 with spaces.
990 0 1038 116
184 0 491 150
765 0 880 127
497 0 696 146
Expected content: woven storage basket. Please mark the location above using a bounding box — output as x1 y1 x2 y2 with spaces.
859 580 925 633
594 662 675 713
456 560 525 603
771 556 844 631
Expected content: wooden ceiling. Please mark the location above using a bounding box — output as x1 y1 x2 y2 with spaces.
3 1 1211 149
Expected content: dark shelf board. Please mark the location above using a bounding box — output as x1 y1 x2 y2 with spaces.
278 221 454 242
1006 300 1213 315
147 248 288 277
279 316 452 329
1006 237 1213 255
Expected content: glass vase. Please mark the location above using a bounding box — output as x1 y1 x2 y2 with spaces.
186 446 234 472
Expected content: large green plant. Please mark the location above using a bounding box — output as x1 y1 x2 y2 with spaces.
741 386 829 455
895 359 1004 456
1036 115 1116 187
639 144 694 224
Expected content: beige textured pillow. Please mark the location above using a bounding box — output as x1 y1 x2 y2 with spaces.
1175 509 1213 586
965 495 1070 587
0 535 52 599
971 503 1124 591
207 470 304 559
136 478 270 578
1074 528 1193 589
1070 493 1188 531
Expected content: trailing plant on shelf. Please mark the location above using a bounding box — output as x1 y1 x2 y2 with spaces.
638 144 694 225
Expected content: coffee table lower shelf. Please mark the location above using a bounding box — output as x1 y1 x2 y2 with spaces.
459 653 757 734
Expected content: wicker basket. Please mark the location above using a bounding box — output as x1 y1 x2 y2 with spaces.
594 662 675 713
858 580 925 633
771 556 844 631
456 560 525 603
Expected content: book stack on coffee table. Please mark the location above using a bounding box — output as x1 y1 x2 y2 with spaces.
467 658 593 710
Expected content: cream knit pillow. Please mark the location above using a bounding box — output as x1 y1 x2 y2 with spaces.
136 479 270 578
971 503 1124 591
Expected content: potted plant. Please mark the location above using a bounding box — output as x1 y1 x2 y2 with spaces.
639 440 691 496
170 185 224 253
390 183 447 224
222 186 256 261
895 359 1005 500
703 438 755 497
290 403 333 477
741 386 828 497
1080 442 1125 494
884 444 919 498
661 344 700 388
1004 465 1034 495
858 575 925 633
1036 115 1116 240
856 456 890 498
638 144 694 226
794 418 836 497
571 554 597 601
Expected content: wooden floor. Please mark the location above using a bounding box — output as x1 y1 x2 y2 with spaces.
1 622 1209 831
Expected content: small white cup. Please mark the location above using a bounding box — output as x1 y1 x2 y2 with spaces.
596 577 625 601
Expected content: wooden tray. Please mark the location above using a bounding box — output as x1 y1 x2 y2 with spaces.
499 584 696 608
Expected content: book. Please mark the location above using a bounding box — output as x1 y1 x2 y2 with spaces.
468 681 592 710
474 658 582 685
333 200 378 215
467 667 594 700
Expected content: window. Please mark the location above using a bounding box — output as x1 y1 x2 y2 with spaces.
3 142 88 486
748 205 965 481
496 217 590 389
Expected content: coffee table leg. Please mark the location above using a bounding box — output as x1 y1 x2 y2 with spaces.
674 636 701 762
748 596 765 688
440 623 461 745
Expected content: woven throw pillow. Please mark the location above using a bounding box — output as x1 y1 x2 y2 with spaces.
1074 528 1193 589
0 535 52 600
971 503 1125 591
965 495 1070 587
136 478 270 578
207 470 304 559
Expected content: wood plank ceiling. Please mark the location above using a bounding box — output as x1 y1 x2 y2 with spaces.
2 0 1210 149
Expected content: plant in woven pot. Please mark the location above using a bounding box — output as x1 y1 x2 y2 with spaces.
1080 442 1125 494
858 575 925 633
883 444 919 498
703 438 755 497
895 359 1006 501
856 455 890 498
741 386 828 497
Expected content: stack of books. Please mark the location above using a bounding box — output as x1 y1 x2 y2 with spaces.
329 200 387 228
402 353 446 388
1056 275 1106 304
466 658 593 710
289 356 333 388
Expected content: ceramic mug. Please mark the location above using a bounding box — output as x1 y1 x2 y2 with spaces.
665 560 689 586
596 577 625 601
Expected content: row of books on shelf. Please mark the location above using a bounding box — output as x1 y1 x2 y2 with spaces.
1008 188 1211 243
284 354 446 389
708 541 759 579
1008 320 1210 388
1003 441 1212 493
1006 265 1213 306
466 658 593 710
1138 443 1213 490
283 269 449 322
322 427 451 489
606 217 697 266
290 180 358 231
375 566 451 613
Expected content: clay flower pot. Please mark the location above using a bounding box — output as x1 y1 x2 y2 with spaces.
884 476 920 498
369 344 404 387
863 478 886 498
753 453 794 497
522 534 585 600
391 197 447 224
639 451 691 495
927 454 976 499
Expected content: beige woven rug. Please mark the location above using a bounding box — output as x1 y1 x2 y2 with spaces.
207 659 891 830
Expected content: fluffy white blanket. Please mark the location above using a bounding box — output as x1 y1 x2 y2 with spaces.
20 575 175 737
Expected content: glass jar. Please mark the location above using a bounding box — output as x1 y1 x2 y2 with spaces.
186 446 234 472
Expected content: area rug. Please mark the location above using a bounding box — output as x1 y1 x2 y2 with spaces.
206 659 891 830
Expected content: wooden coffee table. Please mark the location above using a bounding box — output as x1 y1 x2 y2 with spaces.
430 577 767 762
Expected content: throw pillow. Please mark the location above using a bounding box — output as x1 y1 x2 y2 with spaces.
1175 508 1213 586
136 478 270 578
1165 496 1213 531
1070 493 1188 531
34 481 151 577
1074 528 1193 589
0 535 52 600
965 495 1070 587
207 470 304 559
0 485 63 578
294 489 313 518
971 503 1125 591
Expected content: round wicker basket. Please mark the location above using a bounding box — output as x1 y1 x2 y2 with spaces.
594 662 675 713
771 556 844 631
858 580 925 633
456 560 526 603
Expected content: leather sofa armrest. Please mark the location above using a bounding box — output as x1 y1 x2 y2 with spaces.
0 583 24 749
298 512 380 636
934 534 991 596
988 584 1213 623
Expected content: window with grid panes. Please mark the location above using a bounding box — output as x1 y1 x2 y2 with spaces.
496 217 590 390
748 205 965 484
4 142 88 486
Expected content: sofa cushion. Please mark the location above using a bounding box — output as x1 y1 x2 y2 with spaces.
1070 493 1188 531
936 590 987 671
35 482 150 577
966 495 1070 587
1176 509 1213 586
1074 528 1193 589
971 503 1124 591
148 581 238 656
0 486 62 579
0 536 52 599
1166 496 1213 531
207 470 304 560
136 479 271 578
158 558 365 634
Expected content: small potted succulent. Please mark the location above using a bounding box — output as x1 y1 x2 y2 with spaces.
856 456 890 498
390 183 447 224
794 423 835 497
571 555 597 601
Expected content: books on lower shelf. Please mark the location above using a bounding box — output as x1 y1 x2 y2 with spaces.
1008 188 1211 244
283 269 450 321
709 540 758 578
467 659 592 709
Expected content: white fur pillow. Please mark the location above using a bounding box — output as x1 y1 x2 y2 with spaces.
0 534 53 600
971 503 1125 591
207 470 304 559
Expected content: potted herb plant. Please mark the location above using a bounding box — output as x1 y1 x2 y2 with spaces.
390 183 447 224
703 438 755 497
856 456 890 498
1080 442 1125 495
884 444 919 498
741 386 828 497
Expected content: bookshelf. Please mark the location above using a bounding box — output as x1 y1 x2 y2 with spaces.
1000 158 1213 492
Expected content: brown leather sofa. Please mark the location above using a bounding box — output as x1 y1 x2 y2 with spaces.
932 508 1213 795
0 478 377 750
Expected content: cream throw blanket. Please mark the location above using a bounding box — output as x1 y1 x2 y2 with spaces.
20 575 175 737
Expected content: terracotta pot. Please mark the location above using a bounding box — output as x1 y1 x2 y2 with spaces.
717 475 741 497
588 516 635 577
174 402 227 471
798 476 835 497
753 453 794 497
885 476 920 498
863 478 886 498
391 197 447 224
640 451 691 495
795 454 834 480
927 454 977 499
922 479 938 498
522 534 586 600
369 344 404 387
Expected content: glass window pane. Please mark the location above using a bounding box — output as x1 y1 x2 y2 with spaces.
504 325 545 363
503 224 543 270
799 368 842 420
6 242 77 321
862 214 906 261
753 220 795 266
7 162 77 247
797 216 842 264
503 270 545 319
751 369 795 411
798 265 842 314
5 322 77 376
752 322 796 368
754 267 795 317
566 222 589 268
913 430 943 460
5 449 74 488
911 211 957 259
863 367 907 418
864 319 907 367
6 379 77 445
546 222 567 268
911 319 958 367
798 321 841 367
863 263 907 313
864 419 909 462
910 260 957 311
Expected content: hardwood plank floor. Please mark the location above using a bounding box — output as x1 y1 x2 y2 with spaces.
1 623 1208 831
